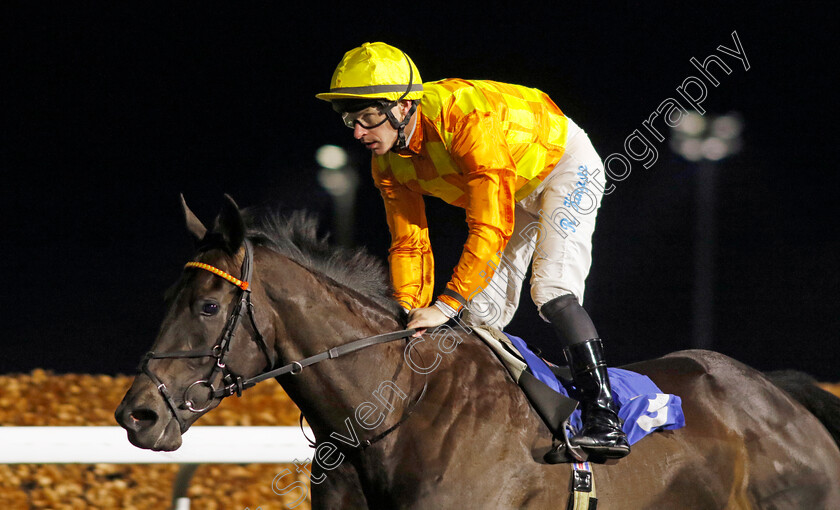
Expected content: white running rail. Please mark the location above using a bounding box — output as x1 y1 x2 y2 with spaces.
0 426 313 510
0 426 312 464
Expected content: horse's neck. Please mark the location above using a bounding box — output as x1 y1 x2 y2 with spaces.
269 256 402 349
258 256 550 501
259 254 409 433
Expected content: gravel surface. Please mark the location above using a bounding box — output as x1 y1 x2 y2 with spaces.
1 370 311 509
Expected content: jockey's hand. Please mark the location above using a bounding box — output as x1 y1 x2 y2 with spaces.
407 305 449 337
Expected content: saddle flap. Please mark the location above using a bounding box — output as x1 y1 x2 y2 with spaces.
519 370 578 436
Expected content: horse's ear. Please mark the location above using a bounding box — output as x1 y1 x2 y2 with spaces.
180 193 207 241
214 194 246 254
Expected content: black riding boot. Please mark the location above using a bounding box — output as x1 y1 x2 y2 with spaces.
565 339 630 459
540 294 629 462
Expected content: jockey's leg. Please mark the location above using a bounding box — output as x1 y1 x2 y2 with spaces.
525 120 628 461
541 295 629 460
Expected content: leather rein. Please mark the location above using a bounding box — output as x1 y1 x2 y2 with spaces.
141 239 424 448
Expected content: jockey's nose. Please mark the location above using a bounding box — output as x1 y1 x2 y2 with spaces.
353 123 368 139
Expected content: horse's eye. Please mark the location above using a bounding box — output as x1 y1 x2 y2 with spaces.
201 302 220 316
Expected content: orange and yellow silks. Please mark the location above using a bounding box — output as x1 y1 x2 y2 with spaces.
372 79 570 311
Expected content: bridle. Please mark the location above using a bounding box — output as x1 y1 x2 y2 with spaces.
141 239 424 446
140 238 268 432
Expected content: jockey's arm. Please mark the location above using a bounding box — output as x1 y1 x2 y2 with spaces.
406 168 517 332
436 112 517 315
373 162 434 311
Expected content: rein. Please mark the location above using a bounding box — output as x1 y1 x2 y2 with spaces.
228 328 419 393
141 239 423 448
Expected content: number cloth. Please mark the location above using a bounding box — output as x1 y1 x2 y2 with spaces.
506 332 686 445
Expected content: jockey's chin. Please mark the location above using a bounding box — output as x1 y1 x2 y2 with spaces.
364 140 392 155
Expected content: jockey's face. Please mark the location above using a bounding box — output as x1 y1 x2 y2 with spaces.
346 101 413 155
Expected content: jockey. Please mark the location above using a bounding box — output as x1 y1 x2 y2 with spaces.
316 42 629 461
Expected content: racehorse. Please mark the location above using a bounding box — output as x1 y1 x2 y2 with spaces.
116 195 840 509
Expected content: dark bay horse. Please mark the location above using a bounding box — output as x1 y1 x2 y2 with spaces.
116 196 840 509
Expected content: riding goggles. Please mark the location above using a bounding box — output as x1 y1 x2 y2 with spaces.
341 105 392 129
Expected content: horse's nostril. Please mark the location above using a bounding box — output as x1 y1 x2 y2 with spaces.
129 408 159 428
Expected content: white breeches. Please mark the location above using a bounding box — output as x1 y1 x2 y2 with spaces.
462 118 607 329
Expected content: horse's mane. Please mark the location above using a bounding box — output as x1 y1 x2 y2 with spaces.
242 207 405 319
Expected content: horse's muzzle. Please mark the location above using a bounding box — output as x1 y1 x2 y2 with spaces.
115 376 184 451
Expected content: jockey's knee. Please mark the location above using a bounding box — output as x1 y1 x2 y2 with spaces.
539 294 598 347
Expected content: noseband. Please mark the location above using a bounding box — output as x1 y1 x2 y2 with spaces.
141 239 422 443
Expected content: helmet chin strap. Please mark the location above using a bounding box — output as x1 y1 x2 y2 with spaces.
385 51 418 152
387 101 416 151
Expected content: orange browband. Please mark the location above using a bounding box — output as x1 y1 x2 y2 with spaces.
184 261 250 290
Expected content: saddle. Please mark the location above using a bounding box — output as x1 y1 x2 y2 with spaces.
471 326 686 454
472 327 577 435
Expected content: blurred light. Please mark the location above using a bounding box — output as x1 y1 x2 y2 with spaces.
701 137 729 161
670 112 743 162
315 144 348 170
710 114 743 140
315 145 358 247
318 168 355 196
668 112 745 352
674 111 707 136
678 138 704 161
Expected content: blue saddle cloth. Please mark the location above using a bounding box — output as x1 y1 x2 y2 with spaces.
505 333 686 445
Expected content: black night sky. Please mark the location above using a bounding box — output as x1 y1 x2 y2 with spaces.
2 3 838 380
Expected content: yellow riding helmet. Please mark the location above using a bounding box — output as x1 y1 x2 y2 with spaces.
315 42 423 102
